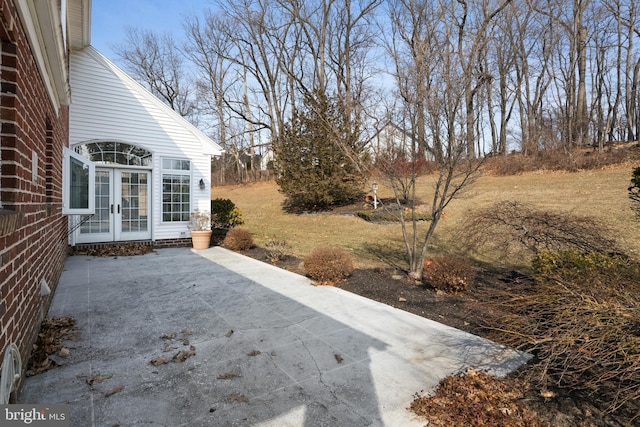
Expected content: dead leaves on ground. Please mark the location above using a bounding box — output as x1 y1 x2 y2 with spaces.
227 393 249 404
150 356 170 366
104 385 125 397
73 242 154 257
172 346 197 362
78 373 123 397
217 372 241 380
27 317 77 376
150 329 196 366
409 369 543 427
84 374 113 385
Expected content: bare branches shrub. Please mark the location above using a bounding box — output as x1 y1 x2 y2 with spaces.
482 261 640 418
304 247 354 285
222 228 254 251
423 255 476 294
264 238 291 262
463 200 618 257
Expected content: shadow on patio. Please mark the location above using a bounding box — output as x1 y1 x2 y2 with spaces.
20 247 529 426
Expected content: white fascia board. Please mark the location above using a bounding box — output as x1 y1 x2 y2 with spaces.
15 0 71 114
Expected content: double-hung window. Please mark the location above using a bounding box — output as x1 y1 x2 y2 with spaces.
162 158 191 222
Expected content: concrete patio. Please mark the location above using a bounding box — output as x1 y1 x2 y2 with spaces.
19 247 529 426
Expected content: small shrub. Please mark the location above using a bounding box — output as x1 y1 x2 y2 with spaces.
355 209 431 222
423 255 475 294
264 238 291 262
531 249 629 275
211 199 244 229
304 246 354 285
222 227 254 251
355 210 373 221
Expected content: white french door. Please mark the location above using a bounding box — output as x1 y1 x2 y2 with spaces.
76 168 151 243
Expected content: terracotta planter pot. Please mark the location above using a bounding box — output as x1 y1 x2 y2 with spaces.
191 230 212 250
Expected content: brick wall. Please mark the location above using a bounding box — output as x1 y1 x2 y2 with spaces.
0 0 69 389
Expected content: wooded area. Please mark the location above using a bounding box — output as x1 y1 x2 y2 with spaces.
114 0 640 181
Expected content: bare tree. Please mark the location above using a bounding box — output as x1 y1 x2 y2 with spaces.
113 27 197 121
384 0 488 280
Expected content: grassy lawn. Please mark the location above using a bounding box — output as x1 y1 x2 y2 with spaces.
212 164 640 269
212 164 640 425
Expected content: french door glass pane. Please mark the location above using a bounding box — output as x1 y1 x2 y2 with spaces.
121 172 148 233
80 170 110 234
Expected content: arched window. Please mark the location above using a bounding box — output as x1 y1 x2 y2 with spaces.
74 141 152 167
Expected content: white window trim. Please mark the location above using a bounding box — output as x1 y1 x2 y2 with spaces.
62 147 95 215
161 158 192 223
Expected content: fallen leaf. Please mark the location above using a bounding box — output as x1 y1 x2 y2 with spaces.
105 385 124 397
161 333 177 340
217 372 240 380
181 329 193 336
335 354 343 363
540 389 556 399
182 338 190 346
86 374 113 385
172 346 196 362
227 393 249 403
224 330 234 338
163 344 176 352
58 347 70 357
247 350 261 356
150 357 169 366
398 297 407 302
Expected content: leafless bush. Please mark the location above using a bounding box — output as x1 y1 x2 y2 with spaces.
304 246 354 285
264 238 291 262
463 201 618 257
423 255 476 294
482 263 640 418
222 228 254 251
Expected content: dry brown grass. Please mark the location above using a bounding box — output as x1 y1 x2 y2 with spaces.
212 164 640 269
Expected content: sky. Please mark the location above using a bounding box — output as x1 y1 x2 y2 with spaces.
90 0 211 61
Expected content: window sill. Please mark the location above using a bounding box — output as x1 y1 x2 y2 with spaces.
0 209 24 237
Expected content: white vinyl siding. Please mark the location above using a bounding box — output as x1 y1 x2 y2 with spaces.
69 47 221 242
